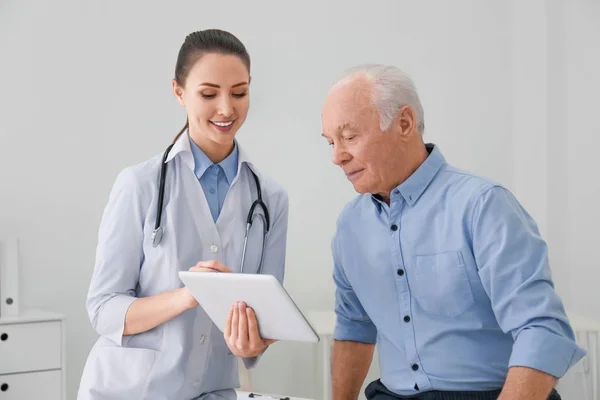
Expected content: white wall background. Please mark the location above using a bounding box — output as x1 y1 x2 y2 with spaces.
0 1 598 399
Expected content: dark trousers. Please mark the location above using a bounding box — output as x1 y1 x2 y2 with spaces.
365 379 562 400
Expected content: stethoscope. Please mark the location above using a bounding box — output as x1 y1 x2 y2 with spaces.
151 143 270 274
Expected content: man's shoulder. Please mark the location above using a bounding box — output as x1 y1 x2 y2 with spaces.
437 163 506 200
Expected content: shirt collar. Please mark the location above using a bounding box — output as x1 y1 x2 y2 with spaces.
188 135 239 183
371 143 446 209
164 130 255 180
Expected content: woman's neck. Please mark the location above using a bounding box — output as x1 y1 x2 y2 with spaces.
189 132 234 164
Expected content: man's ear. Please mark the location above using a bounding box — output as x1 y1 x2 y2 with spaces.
395 105 417 138
172 79 185 107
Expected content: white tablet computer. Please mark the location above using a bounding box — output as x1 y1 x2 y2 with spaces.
179 271 320 343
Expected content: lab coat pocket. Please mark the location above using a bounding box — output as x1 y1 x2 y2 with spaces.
79 346 158 399
411 251 475 318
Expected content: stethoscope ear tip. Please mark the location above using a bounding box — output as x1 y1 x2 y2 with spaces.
152 227 163 247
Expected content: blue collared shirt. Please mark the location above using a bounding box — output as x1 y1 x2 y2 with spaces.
189 135 239 222
332 144 586 396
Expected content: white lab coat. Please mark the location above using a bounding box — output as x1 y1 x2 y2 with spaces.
77 133 289 400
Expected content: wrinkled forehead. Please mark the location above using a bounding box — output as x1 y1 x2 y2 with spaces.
321 79 378 136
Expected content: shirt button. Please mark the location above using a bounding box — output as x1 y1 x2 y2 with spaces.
210 244 218 253
404 315 411 322
397 269 404 276
412 364 419 371
209 187 215 194
391 224 398 231
193 380 201 387
200 335 206 344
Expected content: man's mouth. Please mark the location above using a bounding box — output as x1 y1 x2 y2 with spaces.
346 169 364 181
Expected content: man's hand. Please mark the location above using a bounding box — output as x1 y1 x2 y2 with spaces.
224 301 276 358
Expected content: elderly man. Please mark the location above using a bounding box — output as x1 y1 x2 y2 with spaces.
321 64 585 400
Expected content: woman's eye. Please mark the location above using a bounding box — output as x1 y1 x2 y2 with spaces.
201 93 216 99
232 92 247 98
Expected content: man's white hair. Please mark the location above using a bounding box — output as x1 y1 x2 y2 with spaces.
332 64 425 134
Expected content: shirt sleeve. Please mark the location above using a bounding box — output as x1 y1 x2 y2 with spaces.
243 188 289 370
332 230 377 344
471 186 586 378
86 167 145 346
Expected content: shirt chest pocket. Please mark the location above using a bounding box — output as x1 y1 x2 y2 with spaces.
411 251 475 318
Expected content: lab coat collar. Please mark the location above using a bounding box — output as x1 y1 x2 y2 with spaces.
164 130 256 178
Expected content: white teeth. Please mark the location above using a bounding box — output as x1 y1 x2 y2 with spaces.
212 121 233 127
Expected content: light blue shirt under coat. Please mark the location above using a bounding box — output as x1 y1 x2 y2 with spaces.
189 136 239 222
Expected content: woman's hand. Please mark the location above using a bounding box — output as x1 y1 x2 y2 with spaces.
189 260 232 274
224 301 276 358
179 260 233 310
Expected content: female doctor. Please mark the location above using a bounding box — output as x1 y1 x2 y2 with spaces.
78 29 289 400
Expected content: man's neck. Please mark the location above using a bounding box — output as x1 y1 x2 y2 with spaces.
378 143 429 205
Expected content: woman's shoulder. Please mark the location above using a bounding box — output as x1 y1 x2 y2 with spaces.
109 152 164 199
244 162 289 207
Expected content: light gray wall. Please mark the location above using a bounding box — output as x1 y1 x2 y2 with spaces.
2 1 597 399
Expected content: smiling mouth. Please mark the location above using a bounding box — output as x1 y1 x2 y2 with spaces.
210 120 234 127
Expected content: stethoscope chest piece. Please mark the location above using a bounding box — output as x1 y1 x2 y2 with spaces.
152 226 163 247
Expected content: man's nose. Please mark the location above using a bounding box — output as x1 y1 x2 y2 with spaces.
332 145 350 166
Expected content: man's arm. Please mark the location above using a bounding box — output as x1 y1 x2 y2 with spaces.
498 367 556 400
471 186 586 399
332 340 375 400
330 231 378 400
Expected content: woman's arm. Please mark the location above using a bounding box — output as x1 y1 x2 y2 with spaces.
124 259 231 335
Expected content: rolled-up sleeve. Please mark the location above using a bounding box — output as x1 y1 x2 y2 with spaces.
86 167 145 346
472 186 586 378
332 233 377 344
243 188 289 370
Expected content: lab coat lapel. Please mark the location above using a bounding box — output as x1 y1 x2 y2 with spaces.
167 133 219 246
180 163 217 243
216 142 257 230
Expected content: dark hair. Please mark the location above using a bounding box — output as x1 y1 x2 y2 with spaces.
172 29 251 143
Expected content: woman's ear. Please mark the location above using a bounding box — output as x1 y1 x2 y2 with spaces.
172 79 185 107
